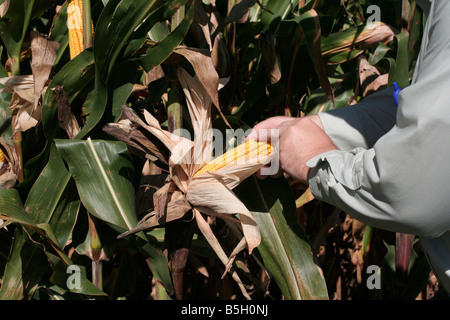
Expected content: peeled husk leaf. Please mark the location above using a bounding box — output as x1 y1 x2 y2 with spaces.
186 178 261 253
103 117 170 169
169 46 231 128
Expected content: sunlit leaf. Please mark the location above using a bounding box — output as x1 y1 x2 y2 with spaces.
24 144 79 249
0 228 49 299
55 138 138 232
236 176 329 300
139 1 194 72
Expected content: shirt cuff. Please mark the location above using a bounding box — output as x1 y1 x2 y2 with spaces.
307 148 366 199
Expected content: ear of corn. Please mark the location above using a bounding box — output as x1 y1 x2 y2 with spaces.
67 0 94 60
68 0 84 60
0 148 6 169
0 147 5 169
193 139 272 176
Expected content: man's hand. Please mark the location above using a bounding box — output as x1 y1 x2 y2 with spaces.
248 115 337 184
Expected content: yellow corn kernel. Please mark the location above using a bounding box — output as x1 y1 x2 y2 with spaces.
194 140 272 176
67 0 94 60
68 0 84 60
0 147 5 169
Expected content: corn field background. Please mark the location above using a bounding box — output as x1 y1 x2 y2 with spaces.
0 0 443 300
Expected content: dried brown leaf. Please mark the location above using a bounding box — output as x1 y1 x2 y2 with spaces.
358 56 388 97
0 75 34 94
153 181 176 220
306 9 335 108
117 211 158 239
0 32 58 135
103 120 165 165
53 85 80 139
30 31 59 111
259 32 281 84
8 85 39 134
0 137 18 189
211 34 231 78
222 237 247 278
194 209 251 300
322 21 394 56
193 0 213 51
119 106 193 163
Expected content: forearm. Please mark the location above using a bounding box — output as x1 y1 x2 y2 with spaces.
307 0 450 237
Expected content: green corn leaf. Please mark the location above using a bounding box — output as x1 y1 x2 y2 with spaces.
303 72 356 115
297 9 335 108
225 0 257 25
321 22 394 65
260 0 297 33
0 46 11 140
387 32 410 88
0 189 78 299
53 138 172 296
94 0 160 81
0 0 34 75
55 138 138 232
42 49 95 140
138 1 194 72
0 228 49 299
74 69 108 139
236 176 329 300
0 188 71 263
24 143 80 249
48 1 70 69
0 0 55 75
49 259 108 297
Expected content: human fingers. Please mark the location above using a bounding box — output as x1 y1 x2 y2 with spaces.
246 116 294 141
255 164 283 180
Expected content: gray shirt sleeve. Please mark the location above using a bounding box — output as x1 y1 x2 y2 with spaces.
307 0 450 238
318 87 397 151
415 0 432 16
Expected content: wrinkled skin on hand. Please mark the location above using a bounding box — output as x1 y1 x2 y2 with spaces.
247 115 337 184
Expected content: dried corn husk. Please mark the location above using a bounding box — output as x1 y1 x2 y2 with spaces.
106 67 274 273
106 67 275 299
